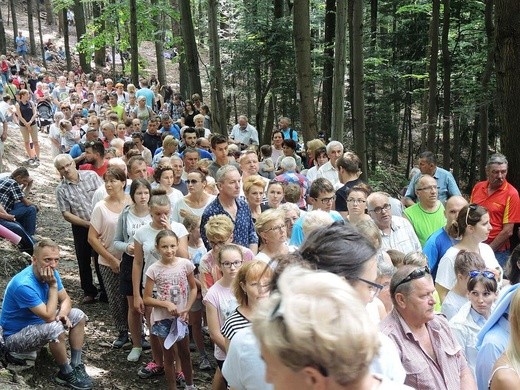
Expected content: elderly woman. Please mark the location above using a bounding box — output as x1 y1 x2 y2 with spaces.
255 209 295 263
279 203 301 241
275 139 303 174
243 175 267 221
253 265 409 390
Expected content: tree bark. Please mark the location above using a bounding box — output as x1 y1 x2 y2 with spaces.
496 0 520 190
129 0 139 84
441 0 451 169
63 9 72 70
208 0 227 134
179 0 202 98
35 0 46 67
331 0 347 142
426 0 440 150
44 0 54 25
73 0 91 73
150 0 166 86
93 2 105 67
27 0 36 55
351 0 367 180
9 0 18 45
0 6 6 54
320 0 335 134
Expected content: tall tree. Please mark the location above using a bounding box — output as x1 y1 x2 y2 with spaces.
36 0 46 67
320 0 335 134
0 6 6 54
63 9 72 70
331 0 347 142
92 2 105 67
426 0 440 150
27 0 36 55
441 0 451 169
179 0 202 97
44 0 54 25
150 0 166 85
496 0 520 189
351 0 367 179
293 0 317 142
8 0 18 45
129 0 139 84
73 0 91 72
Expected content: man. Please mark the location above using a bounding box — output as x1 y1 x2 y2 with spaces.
107 93 124 120
367 191 421 254
200 165 258 253
196 137 211 154
55 154 104 303
142 118 162 155
51 76 70 109
180 127 212 159
170 155 188 195
208 134 239 179
70 127 100 167
404 151 461 206
240 150 264 182
193 113 211 138
79 140 108 177
15 32 28 61
0 167 38 237
135 78 155 108
316 140 344 188
100 120 116 149
0 239 92 389
471 153 520 266
127 155 149 181
290 178 343 246
380 265 476 390
403 174 446 246
423 196 467 279
182 147 201 180
274 156 310 210
159 114 181 140
278 116 298 143
131 132 152 166
230 115 259 148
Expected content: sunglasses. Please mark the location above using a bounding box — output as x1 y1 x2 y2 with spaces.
468 270 495 280
186 179 199 185
392 266 430 294
465 204 478 227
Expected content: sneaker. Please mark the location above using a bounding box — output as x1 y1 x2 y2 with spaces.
33 157 40 165
199 356 211 371
73 364 93 387
141 335 151 351
127 347 142 362
54 369 92 390
185 385 197 390
138 361 165 379
26 158 34 166
113 331 129 349
176 371 186 388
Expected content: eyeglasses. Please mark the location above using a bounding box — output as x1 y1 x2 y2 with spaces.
265 224 285 233
355 277 384 299
347 198 366 204
392 266 430 293
209 240 228 248
369 204 392 214
416 185 439 192
469 270 496 279
285 217 298 225
186 179 199 185
316 195 336 205
465 204 478 227
221 260 243 269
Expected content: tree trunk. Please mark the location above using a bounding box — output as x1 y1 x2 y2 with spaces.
27 0 36 55
479 0 494 179
63 9 72 70
441 0 451 169
9 0 18 45
426 0 440 150
351 0 367 180
44 0 54 25
93 2 105 67
496 0 520 190
0 6 6 54
368 0 378 170
331 0 347 142
320 0 335 134
73 0 91 73
150 0 166 85
36 0 46 67
129 0 139 84
179 0 202 97
208 0 227 134
293 0 317 143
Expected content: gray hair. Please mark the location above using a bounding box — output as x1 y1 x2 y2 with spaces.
216 165 239 183
280 156 297 171
326 141 344 155
377 259 396 278
53 153 73 168
487 153 508 167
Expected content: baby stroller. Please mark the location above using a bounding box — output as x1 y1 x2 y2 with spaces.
36 100 53 133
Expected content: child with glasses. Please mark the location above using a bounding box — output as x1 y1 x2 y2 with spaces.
449 265 498 375
203 244 242 390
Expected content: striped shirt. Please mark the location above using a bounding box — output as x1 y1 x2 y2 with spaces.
221 308 251 341
56 170 103 222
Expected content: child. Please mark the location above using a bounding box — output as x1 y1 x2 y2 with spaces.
49 111 64 157
258 144 275 179
449 269 498 375
59 119 79 153
143 229 198 390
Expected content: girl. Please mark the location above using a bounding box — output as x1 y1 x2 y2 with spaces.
265 181 284 210
441 250 486 320
143 230 197 390
49 111 64 157
153 165 184 209
450 269 498 375
59 119 79 153
15 89 39 164
114 179 152 361
132 190 189 379
345 186 371 223
203 244 242 390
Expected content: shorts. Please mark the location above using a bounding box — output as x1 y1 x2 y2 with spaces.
119 252 134 296
5 308 87 353
151 318 174 339
19 124 38 143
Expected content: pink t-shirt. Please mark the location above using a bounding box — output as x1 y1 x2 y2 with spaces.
90 201 123 267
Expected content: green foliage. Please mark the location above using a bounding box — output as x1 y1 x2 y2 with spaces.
368 163 408 198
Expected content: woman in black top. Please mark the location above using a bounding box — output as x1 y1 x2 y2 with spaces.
15 89 40 165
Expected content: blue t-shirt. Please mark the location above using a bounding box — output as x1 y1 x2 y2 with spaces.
290 211 344 247
422 227 456 279
0 265 64 338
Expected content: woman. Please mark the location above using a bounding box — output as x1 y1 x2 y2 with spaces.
265 181 284 210
153 165 184 210
279 203 300 241
243 175 267 221
221 260 273 349
275 139 303 174
489 287 520 390
436 204 503 302
253 266 410 390
305 138 326 171
200 104 212 130
450 269 498 375
88 167 131 349
335 153 365 218
344 185 371 223
271 130 284 164
180 100 199 128
172 170 215 223
306 146 328 182
255 209 295 263
151 135 178 168
114 179 152 361
132 95 154 132
15 89 40 164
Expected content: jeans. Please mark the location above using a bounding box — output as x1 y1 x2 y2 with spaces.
10 202 37 236
0 219 34 254
495 250 511 268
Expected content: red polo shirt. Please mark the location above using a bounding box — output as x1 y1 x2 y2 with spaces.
79 160 109 177
471 179 520 251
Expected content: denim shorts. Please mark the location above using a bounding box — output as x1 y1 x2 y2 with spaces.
151 318 174 339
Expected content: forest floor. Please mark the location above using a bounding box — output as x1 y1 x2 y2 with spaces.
0 4 214 390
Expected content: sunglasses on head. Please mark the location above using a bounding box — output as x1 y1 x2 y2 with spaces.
468 270 495 280
392 266 430 294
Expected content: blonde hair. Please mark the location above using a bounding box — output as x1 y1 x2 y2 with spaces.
255 209 285 234
403 251 428 267
243 175 266 196
253 266 379 386
205 214 234 242
162 135 178 149
301 210 334 237
507 289 520 374
233 260 273 306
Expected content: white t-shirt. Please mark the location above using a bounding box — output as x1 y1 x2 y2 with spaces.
125 211 152 246
441 290 468 320
167 188 184 210
171 195 215 224
436 243 501 290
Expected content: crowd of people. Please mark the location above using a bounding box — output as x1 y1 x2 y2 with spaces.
0 71 519 390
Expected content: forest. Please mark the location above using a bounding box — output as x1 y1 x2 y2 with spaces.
0 0 519 195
